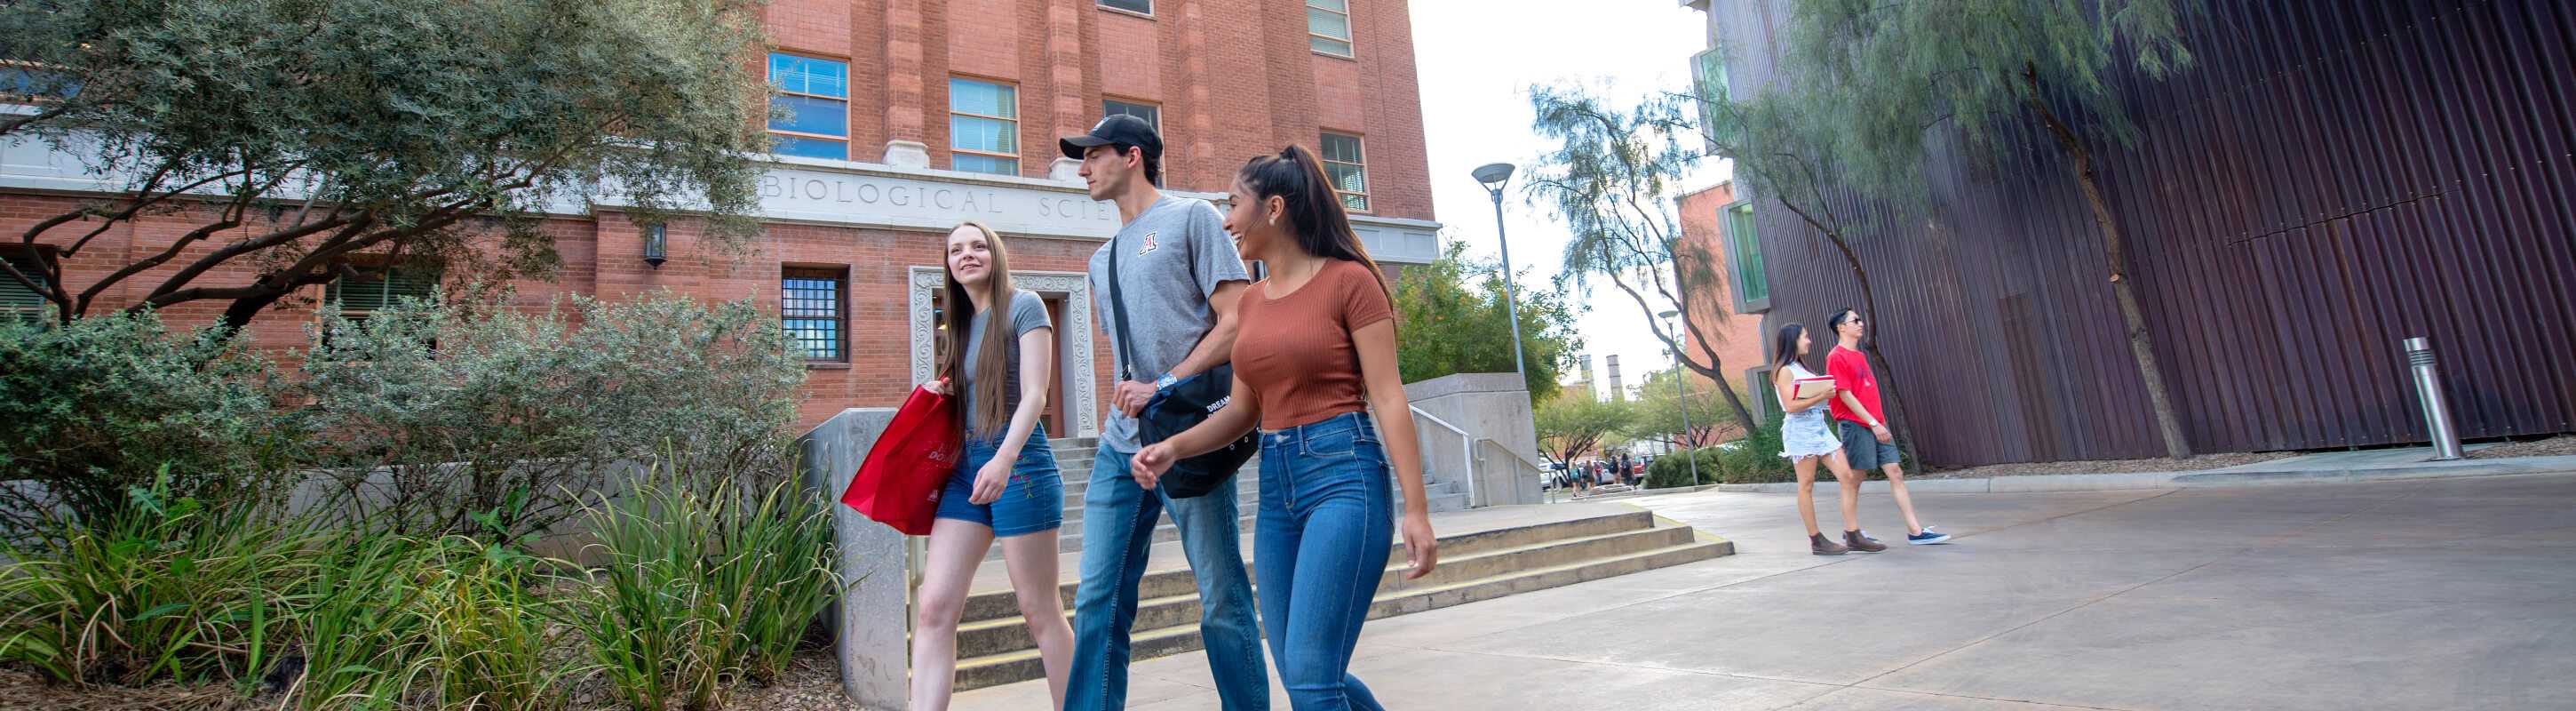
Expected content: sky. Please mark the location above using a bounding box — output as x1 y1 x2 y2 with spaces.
1408 0 1729 401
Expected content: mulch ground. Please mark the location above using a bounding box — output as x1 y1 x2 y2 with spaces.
2469 435 2576 459
0 647 873 711
1920 451 2300 479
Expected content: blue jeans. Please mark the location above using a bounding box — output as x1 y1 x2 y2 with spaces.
1065 446 1268 711
1254 411 1392 711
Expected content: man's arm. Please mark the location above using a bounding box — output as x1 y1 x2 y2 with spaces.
1168 279 1245 379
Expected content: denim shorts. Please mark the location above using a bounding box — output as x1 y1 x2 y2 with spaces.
934 424 1064 538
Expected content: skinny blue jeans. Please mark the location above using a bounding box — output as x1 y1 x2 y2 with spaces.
1254 411 1393 711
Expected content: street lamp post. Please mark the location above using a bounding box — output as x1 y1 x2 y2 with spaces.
1660 309 1701 486
1473 163 1528 385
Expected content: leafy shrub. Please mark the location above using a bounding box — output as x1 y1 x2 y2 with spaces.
0 311 299 531
1642 451 1708 489
573 460 839 711
0 468 318 688
1713 413 1793 484
300 292 804 539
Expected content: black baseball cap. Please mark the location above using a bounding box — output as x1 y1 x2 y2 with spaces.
1059 114 1162 161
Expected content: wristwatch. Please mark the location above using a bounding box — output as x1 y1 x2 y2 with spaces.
1155 372 1180 390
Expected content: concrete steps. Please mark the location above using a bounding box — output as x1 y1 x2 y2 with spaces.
941 505 1732 691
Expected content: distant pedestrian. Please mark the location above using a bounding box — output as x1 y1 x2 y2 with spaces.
1825 309 1950 546
1770 323 1872 555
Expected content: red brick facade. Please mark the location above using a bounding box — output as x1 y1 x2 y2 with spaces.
1674 180 1768 401
4 1 1438 434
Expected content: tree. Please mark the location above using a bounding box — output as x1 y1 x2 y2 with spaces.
1533 390 1634 469
1524 84 1759 435
1704 85 1927 454
1629 365 1741 450
1392 241 1584 401
0 0 771 330
1778 0 2200 458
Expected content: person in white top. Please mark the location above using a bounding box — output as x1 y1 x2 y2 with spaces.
1769 323 1880 555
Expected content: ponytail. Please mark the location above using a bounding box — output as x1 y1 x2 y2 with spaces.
1237 144 1392 302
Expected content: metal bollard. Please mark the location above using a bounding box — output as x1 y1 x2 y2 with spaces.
2403 337 2465 461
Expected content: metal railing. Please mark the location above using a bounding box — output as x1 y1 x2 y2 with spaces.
1408 405 1479 507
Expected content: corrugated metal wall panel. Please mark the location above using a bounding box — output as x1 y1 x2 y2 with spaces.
1719 0 2576 467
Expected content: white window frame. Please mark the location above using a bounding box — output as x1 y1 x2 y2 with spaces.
767 52 851 159
949 76 1022 175
1320 131 1371 214
1308 0 1354 58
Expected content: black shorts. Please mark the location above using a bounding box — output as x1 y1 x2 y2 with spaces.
1835 419 1903 470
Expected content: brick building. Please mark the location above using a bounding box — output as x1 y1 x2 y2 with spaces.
1673 180 1770 412
0 0 1443 434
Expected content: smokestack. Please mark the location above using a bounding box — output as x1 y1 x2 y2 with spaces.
1580 356 1595 383
1606 355 1625 402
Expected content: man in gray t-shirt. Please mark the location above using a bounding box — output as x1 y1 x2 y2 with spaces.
1059 114 1267 711
1086 195 1252 451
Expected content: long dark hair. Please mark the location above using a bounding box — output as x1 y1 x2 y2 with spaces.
1237 144 1391 302
1771 323 1809 371
941 220 1017 435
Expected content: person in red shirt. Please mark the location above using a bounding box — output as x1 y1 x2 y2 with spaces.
1825 308 1952 546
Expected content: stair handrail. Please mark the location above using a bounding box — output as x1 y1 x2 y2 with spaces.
1407 404 1480 508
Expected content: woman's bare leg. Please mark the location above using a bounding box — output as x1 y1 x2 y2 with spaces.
1793 455 1823 537
999 530 1074 710
909 519 996 711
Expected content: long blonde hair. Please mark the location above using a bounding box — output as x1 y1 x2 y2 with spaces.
940 220 1017 435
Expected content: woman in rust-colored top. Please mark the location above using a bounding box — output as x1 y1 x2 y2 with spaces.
1132 145 1436 711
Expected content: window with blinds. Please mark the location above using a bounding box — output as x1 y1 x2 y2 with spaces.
1320 132 1369 213
327 264 440 317
1 250 52 324
1308 0 1353 57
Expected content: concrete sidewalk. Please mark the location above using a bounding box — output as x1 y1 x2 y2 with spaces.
1715 446 2576 495
957 472 2576 710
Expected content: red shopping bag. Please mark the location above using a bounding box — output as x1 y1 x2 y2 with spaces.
840 385 964 536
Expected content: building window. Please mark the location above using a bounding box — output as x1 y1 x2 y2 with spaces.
1320 132 1369 212
1723 202 1769 311
1690 47 1733 153
950 77 1020 176
1 249 52 323
1102 99 1160 132
1097 0 1150 14
1746 365 1777 419
767 53 850 161
326 263 440 319
782 267 847 363
1308 0 1353 57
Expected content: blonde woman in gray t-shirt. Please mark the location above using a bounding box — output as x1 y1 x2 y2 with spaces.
910 220 1073 710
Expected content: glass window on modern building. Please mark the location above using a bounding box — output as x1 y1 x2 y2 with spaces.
1690 47 1732 153
1102 98 1159 132
1745 365 1777 419
1308 0 1353 57
768 52 850 160
1097 0 1150 15
782 267 847 363
1 249 52 324
1320 132 1369 212
1722 202 1768 311
327 263 441 320
950 77 1020 176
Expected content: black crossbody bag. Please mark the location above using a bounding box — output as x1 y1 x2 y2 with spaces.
1107 230 1258 499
